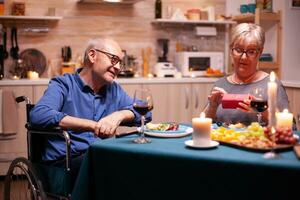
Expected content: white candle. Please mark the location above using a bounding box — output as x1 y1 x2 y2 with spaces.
27 71 39 79
268 71 277 127
192 112 212 144
276 109 293 129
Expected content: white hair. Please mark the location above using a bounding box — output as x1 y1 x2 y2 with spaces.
83 38 106 64
230 23 265 50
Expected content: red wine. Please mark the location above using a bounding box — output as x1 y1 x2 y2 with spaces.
133 104 153 116
250 100 268 113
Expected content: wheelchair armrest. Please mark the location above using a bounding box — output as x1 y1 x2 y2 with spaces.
26 123 72 171
26 123 62 132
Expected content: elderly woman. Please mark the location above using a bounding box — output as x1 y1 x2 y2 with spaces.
203 23 289 126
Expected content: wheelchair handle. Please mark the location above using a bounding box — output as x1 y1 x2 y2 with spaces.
15 96 31 104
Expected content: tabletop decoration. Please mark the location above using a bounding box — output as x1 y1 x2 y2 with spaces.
267 71 277 128
192 112 212 145
276 109 293 129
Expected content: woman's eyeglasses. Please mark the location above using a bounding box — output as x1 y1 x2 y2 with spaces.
94 49 125 70
231 47 260 58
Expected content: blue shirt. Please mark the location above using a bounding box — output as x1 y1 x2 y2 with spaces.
30 69 151 161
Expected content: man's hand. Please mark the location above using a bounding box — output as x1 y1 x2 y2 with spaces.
94 110 135 138
94 112 124 138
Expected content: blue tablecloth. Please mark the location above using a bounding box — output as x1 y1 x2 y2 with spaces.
72 133 300 200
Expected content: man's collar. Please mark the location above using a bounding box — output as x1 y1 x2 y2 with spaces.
75 68 107 96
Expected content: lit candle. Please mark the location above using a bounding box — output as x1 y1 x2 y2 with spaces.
12 75 20 80
192 112 212 145
27 71 39 79
268 71 277 127
276 109 293 129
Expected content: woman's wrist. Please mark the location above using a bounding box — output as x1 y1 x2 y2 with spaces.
208 102 219 110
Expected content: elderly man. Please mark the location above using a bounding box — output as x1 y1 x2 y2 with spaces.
30 38 151 183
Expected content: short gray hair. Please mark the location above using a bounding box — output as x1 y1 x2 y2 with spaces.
230 23 265 50
83 38 106 64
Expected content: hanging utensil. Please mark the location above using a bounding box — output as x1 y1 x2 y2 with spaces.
3 26 8 59
0 45 4 79
67 46 72 62
10 27 19 60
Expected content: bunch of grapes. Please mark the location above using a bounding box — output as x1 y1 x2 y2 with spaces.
264 127 298 145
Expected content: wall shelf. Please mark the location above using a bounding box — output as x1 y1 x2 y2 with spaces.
151 19 236 26
78 0 143 5
0 15 62 27
258 62 279 70
232 11 280 24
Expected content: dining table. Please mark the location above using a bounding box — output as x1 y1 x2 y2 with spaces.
72 131 300 200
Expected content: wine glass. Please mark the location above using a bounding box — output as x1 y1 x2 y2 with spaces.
250 88 268 126
133 88 153 144
263 126 280 159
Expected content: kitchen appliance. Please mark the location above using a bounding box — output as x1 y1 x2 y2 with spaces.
154 39 177 77
174 51 223 77
154 62 177 77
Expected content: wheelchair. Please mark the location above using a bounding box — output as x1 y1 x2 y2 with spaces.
3 96 73 200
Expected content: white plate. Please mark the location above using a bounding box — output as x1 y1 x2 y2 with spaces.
185 140 219 149
140 125 193 138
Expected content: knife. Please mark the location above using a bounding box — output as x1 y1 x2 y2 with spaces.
115 131 139 138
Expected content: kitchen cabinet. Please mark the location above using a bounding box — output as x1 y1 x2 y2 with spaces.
232 8 282 77
119 83 142 97
285 87 300 130
143 82 213 124
0 86 33 175
33 85 48 103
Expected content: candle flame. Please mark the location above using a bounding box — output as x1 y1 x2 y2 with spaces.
270 71 276 82
200 112 205 118
271 126 276 134
283 109 289 113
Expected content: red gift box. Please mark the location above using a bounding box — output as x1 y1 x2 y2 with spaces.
221 94 251 109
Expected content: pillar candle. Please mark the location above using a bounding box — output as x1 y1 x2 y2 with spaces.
27 71 39 79
192 112 212 142
268 71 277 127
276 109 293 129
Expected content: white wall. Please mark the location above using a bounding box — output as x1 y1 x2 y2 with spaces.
226 0 300 81
280 0 300 81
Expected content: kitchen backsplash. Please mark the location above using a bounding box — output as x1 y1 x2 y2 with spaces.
2 0 226 78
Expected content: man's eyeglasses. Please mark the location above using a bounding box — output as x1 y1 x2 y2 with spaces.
94 49 125 70
231 47 260 58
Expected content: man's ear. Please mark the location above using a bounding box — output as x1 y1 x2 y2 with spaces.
88 49 97 64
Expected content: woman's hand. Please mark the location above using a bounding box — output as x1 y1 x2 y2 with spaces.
237 97 253 113
208 87 227 108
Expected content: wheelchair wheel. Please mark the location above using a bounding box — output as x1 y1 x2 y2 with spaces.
4 157 47 200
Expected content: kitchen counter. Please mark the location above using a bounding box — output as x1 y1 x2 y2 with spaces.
0 77 220 86
282 80 300 89
1 78 300 88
